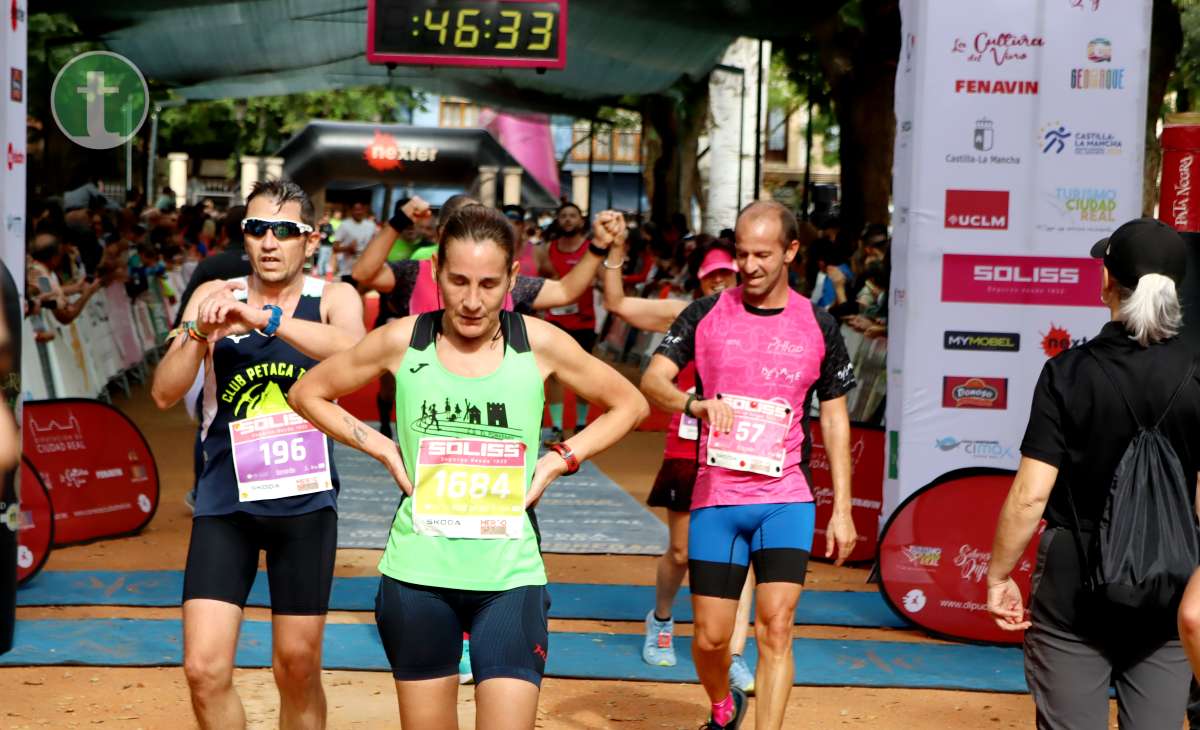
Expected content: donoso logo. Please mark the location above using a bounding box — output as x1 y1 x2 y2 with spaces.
943 376 1008 410
945 189 1009 230
941 254 1103 307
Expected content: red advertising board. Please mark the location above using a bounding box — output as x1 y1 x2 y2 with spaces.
21 399 158 546
878 468 1042 644
17 456 53 585
1160 115 1200 233
809 423 884 563
941 253 1104 307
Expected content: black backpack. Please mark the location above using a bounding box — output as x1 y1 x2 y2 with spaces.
1065 351 1200 613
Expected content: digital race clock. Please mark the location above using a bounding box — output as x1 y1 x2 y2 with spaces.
367 0 567 70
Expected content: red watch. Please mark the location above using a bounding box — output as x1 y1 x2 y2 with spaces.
548 442 580 475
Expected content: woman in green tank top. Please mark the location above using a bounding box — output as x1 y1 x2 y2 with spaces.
291 205 648 729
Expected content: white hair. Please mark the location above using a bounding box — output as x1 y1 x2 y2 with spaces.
1117 274 1182 347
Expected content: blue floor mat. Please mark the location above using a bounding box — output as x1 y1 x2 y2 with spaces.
0 619 1025 692
17 571 908 629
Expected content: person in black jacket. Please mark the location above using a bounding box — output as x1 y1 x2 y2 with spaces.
988 218 1200 729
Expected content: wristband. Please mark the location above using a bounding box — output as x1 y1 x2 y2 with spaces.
587 242 609 258
261 304 283 336
684 393 702 418
602 256 627 271
187 320 209 343
389 197 414 232
548 442 580 475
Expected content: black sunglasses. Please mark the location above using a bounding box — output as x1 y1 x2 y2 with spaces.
241 218 314 240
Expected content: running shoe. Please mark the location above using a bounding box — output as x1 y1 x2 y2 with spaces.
699 687 748 729
458 638 473 684
642 610 677 666
542 426 564 447
728 654 755 696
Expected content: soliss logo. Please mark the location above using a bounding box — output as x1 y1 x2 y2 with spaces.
972 265 1079 284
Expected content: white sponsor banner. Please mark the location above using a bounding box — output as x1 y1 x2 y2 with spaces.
885 0 1152 519
1 1 25 297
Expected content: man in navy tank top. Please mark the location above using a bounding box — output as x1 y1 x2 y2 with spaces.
151 180 365 729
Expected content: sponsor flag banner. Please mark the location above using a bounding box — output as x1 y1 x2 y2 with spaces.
878 468 1041 644
886 0 1152 519
21 400 158 546
810 424 885 563
16 456 52 586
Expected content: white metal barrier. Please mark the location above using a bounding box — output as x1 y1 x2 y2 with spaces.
21 281 175 401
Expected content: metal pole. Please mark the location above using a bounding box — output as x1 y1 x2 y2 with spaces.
607 124 615 209
753 39 764 201
636 117 644 220
146 108 159 203
586 120 594 213
802 94 813 221
125 104 133 192
737 70 745 210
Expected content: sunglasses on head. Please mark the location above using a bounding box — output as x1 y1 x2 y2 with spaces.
241 218 314 240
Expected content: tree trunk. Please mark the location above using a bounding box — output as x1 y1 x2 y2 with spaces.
1143 0 1182 217
810 0 900 245
642 78 709 227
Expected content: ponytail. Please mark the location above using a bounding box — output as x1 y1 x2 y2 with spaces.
1117 273 1182 347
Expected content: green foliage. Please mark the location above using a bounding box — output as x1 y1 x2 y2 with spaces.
158 87 423 166
27 13 102 122
769 49 839 167
1173 0 1200 111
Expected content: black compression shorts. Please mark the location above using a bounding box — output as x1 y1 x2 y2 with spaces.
182 507 336 615
646 458 698 513
374 576 551 685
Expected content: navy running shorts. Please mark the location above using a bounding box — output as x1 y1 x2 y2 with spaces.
688 502 815 599
182 507 337 614
374 576 551 685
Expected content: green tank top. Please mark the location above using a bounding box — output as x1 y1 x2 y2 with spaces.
377 311 548 591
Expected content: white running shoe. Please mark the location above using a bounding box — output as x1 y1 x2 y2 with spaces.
642 610 677 666
729 653 756 696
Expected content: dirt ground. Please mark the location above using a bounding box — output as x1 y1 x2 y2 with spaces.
1 386 1113 729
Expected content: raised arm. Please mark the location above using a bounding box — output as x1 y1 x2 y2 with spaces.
350 196 431 293
601 246 687 334
526 316 649 504
530 211 617 310
288 318 415 493
151 279 224 409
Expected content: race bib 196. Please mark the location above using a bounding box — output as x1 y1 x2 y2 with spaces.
705 393 792 477
230 411 333 502
412 438 527 539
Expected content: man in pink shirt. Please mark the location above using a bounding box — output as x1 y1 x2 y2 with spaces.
641 201 857 730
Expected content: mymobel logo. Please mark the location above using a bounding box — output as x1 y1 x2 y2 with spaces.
943 331 1020 352
51 52 149 150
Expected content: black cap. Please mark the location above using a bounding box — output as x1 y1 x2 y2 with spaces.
1090 218 1187 289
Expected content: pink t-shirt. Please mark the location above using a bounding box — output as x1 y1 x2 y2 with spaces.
655 287 856 509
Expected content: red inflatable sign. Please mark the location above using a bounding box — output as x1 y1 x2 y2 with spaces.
22 399 158 546
810 423 884 563
17 456 53 585
878 468 1042 644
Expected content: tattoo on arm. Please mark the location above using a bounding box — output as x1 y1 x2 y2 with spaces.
344 415 369 447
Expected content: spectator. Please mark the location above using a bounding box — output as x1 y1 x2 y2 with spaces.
26 232 102 325
332 201 376 277
171 205 249 327
988 219 1200 728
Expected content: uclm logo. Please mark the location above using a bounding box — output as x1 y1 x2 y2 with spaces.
941 254 1103 307
945 189 1009 230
